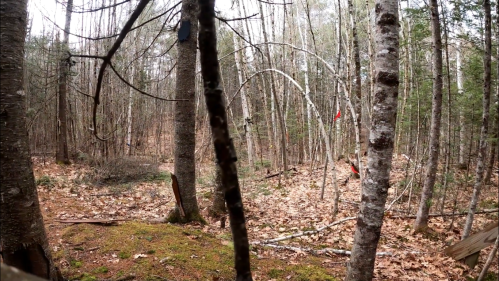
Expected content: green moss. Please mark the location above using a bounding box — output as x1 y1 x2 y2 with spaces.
293 265 337 281
57 221 338 280
93 266 108 274
118 251 131 259
268 268 284 278
36 175 56 187
80 273 97 281
70 260 82 268
166 209 207 224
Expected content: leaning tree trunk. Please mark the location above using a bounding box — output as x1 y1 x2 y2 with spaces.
167 0 204 223
56 0 73 165
414 0 443 233
462 0 491 240
198 0 252 279
345 0 399 279
0 0 61 280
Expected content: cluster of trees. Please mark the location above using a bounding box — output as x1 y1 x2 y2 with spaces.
0 0 497 280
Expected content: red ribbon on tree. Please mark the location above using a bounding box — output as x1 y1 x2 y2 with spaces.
351 165 359 174
333 110 341 121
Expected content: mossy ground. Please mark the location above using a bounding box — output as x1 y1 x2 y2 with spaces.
55 221 338 280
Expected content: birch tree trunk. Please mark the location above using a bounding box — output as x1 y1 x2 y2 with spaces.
462 0 491 240
232 10 254 170
414 0 444 233
56 0 73 164
0 0 61 279
456 26 467 169
345 0 399 278
168 0 204 223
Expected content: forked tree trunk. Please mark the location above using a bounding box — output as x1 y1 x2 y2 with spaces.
414 0 443 233
168 0 204 223
345 0 399 279
0 1 61 279
56 0 73 165
462 0 491 240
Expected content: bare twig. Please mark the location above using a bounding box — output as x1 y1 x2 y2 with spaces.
252 243 393 257
388 208 498 219
261 217 356 244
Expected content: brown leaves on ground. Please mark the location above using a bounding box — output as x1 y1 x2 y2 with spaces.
34 155 498 280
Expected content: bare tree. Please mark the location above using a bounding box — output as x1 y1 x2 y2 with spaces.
345 0 399 279
462 0 492 240
0 0 61 279
414 0 444 233
198 0 252 279
56 0 73 164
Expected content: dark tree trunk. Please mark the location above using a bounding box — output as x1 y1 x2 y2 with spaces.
345 0 399 279
197 0 252 279
462 0 492 240
167 0 204 223
414 0 443 233
0 1 61 280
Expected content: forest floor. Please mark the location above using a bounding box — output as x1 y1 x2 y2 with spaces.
34 155 498 281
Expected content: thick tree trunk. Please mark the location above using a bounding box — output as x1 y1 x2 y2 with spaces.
414 0 443 233
462 0 491 240
167 0 204 223
56 0 73 165
345 0 399 279
198 0 252 279
0 1 60 279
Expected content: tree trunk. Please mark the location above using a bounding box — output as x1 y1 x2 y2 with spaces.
233 28 254 170
56 0 73 165
345 0 399 279
414 0 443 233
462 0 491 240
198 0 252 279
0 1 61 279
209 164 226 218
167 0 204 223
456 26 467 169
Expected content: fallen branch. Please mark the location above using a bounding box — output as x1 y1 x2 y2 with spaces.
252 243 393 257
388 209 498 219
263 167 298 179
55 219 129 225
260 216 356 244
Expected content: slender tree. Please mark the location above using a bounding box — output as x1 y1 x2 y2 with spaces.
345 0 399 279
414 0 444 233
56 0 73 164
167 0 204 223
198 0 252 279
0 0 61 279
462 0 491 240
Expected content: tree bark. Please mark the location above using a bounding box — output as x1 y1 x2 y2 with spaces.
414 0 443 233
0 1 61 279
209 164 227 218
462 0 491 240
56 0 73 165
345 0 399 279
198 0 252 279
168 0 204 223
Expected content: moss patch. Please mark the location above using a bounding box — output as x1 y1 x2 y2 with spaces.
54 221 338 280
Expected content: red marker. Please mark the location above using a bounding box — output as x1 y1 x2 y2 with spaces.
351 165 359 174
333 110 341 121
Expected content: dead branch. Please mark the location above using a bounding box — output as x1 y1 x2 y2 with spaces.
260 216 356 244
55 219 129 225
388 208 498 219
252 243 393 257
